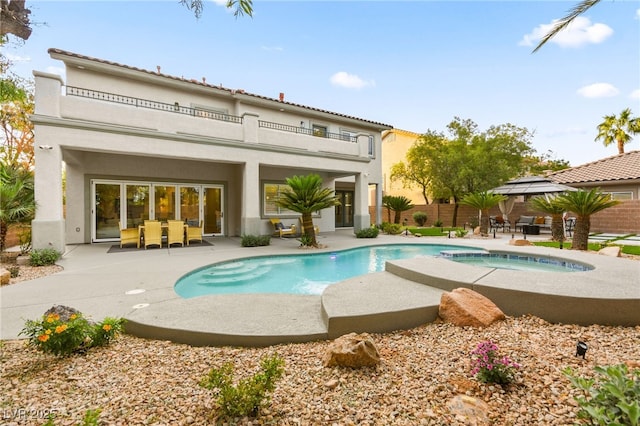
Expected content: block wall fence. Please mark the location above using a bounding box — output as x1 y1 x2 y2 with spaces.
371 200 640 235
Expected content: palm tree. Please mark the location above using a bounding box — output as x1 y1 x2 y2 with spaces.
275 174 340 248
460 191 507 235
383 195 414 224
595 108 640 154
532 0 600 53
529 195 566 242
0 164 35 251
555 189 619 250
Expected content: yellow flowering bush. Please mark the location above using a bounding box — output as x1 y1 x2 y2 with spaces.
20 311 125 357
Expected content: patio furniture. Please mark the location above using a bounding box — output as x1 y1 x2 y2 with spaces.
565 217 576 237
515 216 536 232
186 220 203 245
270 218 296 238
167 220 186 247
142 220 163 249
119 221 140 248
489 216 509 233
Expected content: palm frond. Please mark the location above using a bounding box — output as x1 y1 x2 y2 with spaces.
532 0 601 53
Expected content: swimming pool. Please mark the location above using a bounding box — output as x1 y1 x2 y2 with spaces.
174 244 482 298
174 244 594 298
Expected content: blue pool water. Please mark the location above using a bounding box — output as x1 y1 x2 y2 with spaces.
175 244 480 298
174 244 592 298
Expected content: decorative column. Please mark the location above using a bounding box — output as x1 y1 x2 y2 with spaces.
240 160 261 236
353 172 371 232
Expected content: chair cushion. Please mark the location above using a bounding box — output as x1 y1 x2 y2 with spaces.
275 222 284 230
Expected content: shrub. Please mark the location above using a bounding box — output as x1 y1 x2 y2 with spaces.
470 341 520 385
18 225 32 254
433 218 443 227
20 312 125 357
241 234 271 247
29 248 61 266
355 226 379 238
299 234 313 246
564 364 640 425
455 229 468 238
382 222 404 235
412 211 427 226
200 354 285 419
7 265 20 278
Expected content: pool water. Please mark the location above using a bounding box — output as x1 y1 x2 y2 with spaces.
441 251 593 273
174 244 481 298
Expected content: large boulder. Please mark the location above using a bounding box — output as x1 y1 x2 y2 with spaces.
447 395 490 425
598 246 621 257
323 332 380 368
439 288 505 327
0 268 10 285
43 305 85 323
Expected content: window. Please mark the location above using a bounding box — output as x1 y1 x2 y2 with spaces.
368 135 375 157
340 129 357 142
264 183 296 216
312 124 327 137
607 192 633 200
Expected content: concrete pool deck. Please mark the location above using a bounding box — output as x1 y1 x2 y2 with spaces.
1 230 638 346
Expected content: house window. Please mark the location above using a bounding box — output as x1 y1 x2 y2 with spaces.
607 192 633 200
368 135 375 157
340 129 357 142
264 183 296 216
312 124 327 137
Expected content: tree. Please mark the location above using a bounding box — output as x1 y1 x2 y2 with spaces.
389 131 443 205
522 150 570 176
1 52 34 169
180 0 253 18
382 195 414 224
529 195 567 242
0 163 35 251
0 0 32 40
555 188 619 250
532 0 600 53
594 108 640 155
460 191 507 235
274 174 340 248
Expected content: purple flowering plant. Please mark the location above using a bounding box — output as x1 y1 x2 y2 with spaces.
470 341 520 385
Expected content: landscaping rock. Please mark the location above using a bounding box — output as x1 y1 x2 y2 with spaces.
598 246 621 257
447 394 490 426
509 239 533 246
323 332 380 368
439 288 505 327
0 268 10 285
43 305 84 322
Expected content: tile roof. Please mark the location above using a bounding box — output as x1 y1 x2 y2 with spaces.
47 48 393 129
549 150 640 184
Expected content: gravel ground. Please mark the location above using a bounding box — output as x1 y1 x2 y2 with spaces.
1 257 639 425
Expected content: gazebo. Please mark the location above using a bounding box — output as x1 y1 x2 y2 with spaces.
491 176 577 224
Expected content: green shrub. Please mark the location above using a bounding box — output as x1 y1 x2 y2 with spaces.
382 222 404 235
298 234 313 246
455 229 468 238
7 265 20 278
433 219 443 227
412 211 427 226
355 226 379 238
20 311 125 357
18 225 32 254
241 234 271 247
564 364 640 425
470 341 520 385
200 354 285 418
29 248 61 266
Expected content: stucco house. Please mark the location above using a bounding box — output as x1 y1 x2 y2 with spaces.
381 129 424 203
31 49 392 251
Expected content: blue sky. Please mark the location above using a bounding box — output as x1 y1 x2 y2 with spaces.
5 0 640 166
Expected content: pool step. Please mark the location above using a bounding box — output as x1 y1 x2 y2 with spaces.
198 265 272 285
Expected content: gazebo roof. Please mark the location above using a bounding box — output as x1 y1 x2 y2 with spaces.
491 176 577 196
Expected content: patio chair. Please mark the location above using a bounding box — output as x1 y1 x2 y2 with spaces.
489 216 507 233
186 220 203 246
119 221 140 248
167 220 185 247
143 220 163 249
298 217 319 235
565 217 576 237
270 218 296 238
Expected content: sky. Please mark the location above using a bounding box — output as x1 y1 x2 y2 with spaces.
4 0 640 166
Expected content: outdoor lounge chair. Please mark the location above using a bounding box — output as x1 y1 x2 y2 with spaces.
298 217 319 235
489 216 508 233
143 220 163 249
167 220 185 247
186 220 203 245
119 221 139 248
270 218 296 238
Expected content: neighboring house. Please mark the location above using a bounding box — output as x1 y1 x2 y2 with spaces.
548 151 640 234
31 49 392 251
549 150 640 200
381 129 425 203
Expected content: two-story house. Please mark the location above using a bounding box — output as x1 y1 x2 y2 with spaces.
31 49 392 251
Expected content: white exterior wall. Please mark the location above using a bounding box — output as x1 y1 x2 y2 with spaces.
31 50 391 249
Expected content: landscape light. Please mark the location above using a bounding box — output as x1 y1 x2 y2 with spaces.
576 341 588 359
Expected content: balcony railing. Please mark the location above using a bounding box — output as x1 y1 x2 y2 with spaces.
65 86 243 124
259 120 357 142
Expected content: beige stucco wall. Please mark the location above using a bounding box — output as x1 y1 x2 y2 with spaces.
381 129 426 204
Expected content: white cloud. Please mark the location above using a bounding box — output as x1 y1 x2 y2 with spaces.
329 71 375 89
636 8 640 19
630 89 640 100
520 16 613 48
4 53 30 62
261 46 283 52
576 83 619 98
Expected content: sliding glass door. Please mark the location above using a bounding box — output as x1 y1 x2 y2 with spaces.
92 180 224 242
